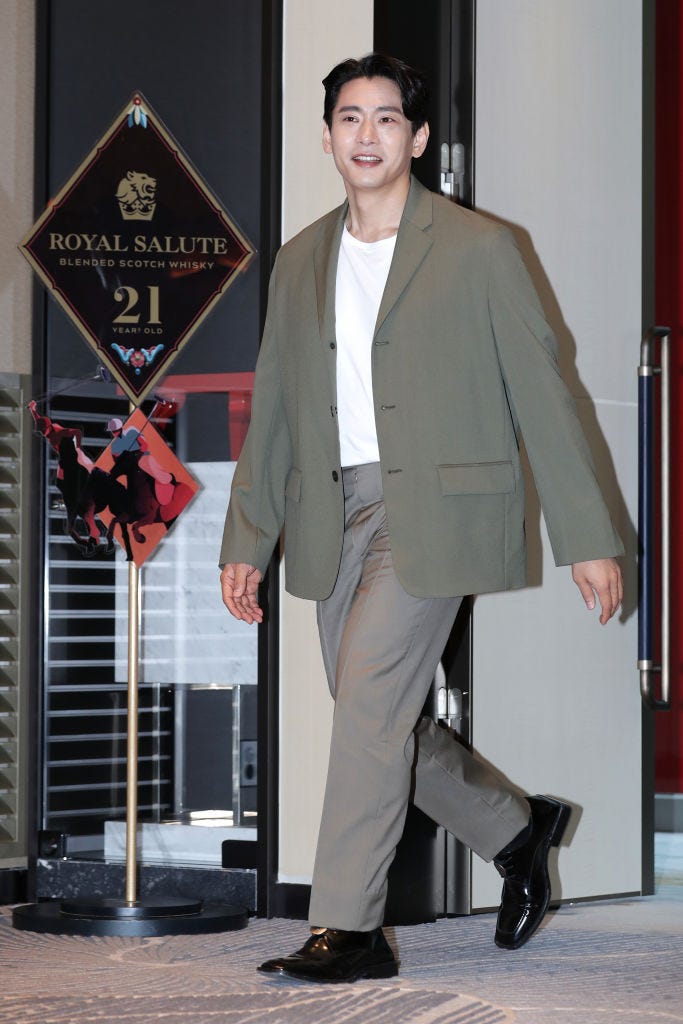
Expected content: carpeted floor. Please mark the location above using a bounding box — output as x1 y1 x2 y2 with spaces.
1 836 682 1024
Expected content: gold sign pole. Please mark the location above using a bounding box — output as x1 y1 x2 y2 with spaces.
13 90 251 936
125 557 140 904
13 402 248 935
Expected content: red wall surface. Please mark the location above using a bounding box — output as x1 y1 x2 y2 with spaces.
655 0 683 793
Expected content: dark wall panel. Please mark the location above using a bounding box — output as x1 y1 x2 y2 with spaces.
34 1 280 854
375 0 475 206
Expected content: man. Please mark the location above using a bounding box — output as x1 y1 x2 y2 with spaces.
219 54 623 983
28 400 87 481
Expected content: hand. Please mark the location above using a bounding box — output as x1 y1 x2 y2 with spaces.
571 558 623 625
221 563 264 624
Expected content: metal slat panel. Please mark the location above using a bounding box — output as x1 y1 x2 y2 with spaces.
0 379 26 862
42 396 174 838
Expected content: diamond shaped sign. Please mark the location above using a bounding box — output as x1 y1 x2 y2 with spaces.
20 94 255 404
94 406 199 567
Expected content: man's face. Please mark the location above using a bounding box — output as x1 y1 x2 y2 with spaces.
322 77 428 195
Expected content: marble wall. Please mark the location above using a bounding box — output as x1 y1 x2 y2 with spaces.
114 462 257 689
0 0 35 376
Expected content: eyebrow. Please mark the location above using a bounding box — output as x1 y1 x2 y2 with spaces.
336 105 404 115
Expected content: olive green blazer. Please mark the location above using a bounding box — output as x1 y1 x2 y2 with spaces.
219 177 623 599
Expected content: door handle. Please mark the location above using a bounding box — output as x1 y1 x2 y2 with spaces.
440 142 465 201
638 326 671 709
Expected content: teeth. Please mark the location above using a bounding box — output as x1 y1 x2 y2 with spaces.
354 156 379 163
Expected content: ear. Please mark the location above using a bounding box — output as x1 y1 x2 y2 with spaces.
322 120 333 154
412 121 429 159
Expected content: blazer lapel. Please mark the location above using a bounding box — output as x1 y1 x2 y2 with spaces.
311 179 433 393
313 202 346 402
375 177 433 336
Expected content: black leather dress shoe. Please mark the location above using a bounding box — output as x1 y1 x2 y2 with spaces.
258 927 398 982
493 795 571 951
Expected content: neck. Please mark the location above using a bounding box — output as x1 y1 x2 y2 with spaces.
344 175 411 243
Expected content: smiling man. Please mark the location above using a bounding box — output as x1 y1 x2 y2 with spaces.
219 54 623 983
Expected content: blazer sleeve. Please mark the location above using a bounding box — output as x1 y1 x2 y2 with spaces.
218 254 293 573
487 226 624 566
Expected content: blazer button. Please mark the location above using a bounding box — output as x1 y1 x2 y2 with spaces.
332 470 339 482
329 341 336 349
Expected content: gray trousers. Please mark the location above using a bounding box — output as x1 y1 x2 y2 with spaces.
308 462 530 931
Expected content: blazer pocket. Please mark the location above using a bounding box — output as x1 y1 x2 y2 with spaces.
284 467 303 502
437 461 515 495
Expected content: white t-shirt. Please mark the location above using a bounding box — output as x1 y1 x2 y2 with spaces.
335 226 397 467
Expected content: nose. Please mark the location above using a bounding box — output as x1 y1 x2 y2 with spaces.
357 116 377 145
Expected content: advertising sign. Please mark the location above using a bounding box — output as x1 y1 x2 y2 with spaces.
29 399 199 567
21 95 255 404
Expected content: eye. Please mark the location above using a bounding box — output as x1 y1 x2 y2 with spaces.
379 116 396 124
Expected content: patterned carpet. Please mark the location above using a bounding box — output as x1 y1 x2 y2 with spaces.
1 838 682 1024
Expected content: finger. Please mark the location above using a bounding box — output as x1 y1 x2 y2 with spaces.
237 586 261 620
229 599 248 622
610 576 621 615
242 574 264 622
233 571 263 623
243 592 263 617
232 590 256 623
603 566 624 623
575 576 596 611
597 582 617 625
243 602 263 624
233 593 259 624
220 567 236 610
238 604 259 625
223 587 248 622
231 564 249 597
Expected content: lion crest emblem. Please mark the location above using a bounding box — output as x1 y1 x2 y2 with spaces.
116 170 157 221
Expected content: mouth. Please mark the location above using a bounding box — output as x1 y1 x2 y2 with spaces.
352 155 382 165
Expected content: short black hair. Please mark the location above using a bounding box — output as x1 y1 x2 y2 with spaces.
322 53 429 134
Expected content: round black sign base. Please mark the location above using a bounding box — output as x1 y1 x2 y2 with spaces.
12 898 248 936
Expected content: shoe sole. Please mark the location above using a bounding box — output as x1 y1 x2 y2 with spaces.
495 798 572 952
260 960 399 983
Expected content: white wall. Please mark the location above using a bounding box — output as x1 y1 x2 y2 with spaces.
276 0 643 899
472 0 642 908
278 0 374 882
0 0 35 376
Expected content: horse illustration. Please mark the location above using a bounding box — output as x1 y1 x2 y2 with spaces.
58 438 192 561
107 447 193 545
59 438 136 560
